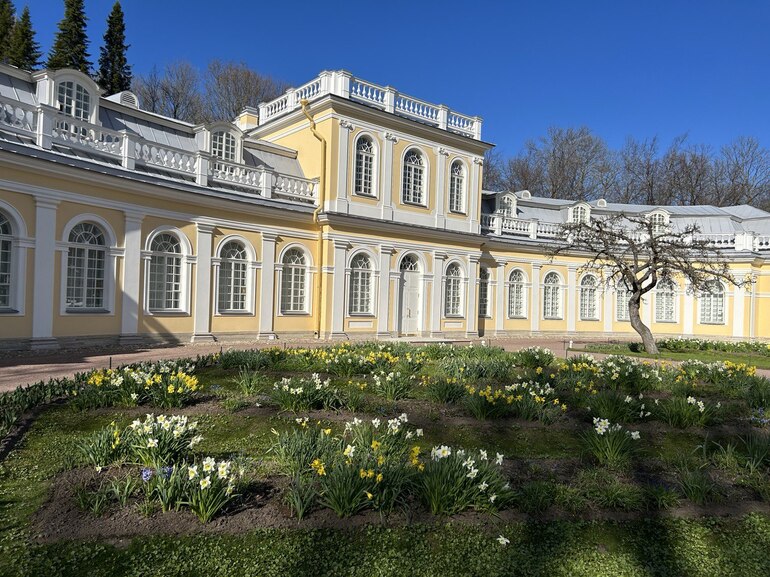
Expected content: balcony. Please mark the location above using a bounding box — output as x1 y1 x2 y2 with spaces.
257 71 483 140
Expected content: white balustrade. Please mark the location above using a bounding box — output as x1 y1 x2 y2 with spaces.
51 112 123 158
537 222 561 237
447 112 477 138
755 235 770 250
501 217 530 235
211 160 263 191
134 140 197 175
0 96 36 135
394 94 440 124
694 233 736 248
349 79 387 109
272 174 317 203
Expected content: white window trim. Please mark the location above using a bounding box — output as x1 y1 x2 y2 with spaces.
400 146 430 208
209 124 243 164
212 235 258 316
477 267 491 318
277 243 314 316
569 203 591 224
654 280 678 324
142 226 194 316
579 273 600 321
507 269 529 319
57 214 121 316
497 193 517 217
697 281 728 326
443 260 466 319
0 200 31 316
346 249 378 316
647 209 670 235
52 71 100 124
542 271 563 320
448 158 467 215
352 132 379 198
615 283 632 322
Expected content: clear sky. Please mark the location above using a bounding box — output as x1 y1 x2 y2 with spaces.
21 0 770 157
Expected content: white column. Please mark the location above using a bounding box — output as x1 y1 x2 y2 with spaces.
434 148 448 228
120 212 144 344
431 252 447 337
530 264 541 333
381 132 397 220
469 157 482 233
642 291 653 327
495 261 506 336
732 283 745 338
377 245 394 337
603 281 613 334
31 198 59 349
465 255 479 337
258 233 277 339
683 282 694 336
567 265 577 332
336 120 354 213
330 240 349 338
191 224 214 342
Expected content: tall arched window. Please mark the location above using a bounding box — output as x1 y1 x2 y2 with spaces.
501 195 516 217
655 279 676 322
402 149 425 205
348 253 373 315
57 81 90 121
508 269 526 318
212 131 237 162
0 213 12 309
616 281 632 322
218 241 248 312
449 160 465 213
700 281 725 324
354 136 375 196
66 223 106 310
400 254 419 272
149 233 182 311
478 267 489 317
444 263 463 316
579 275 598 320
543 272 561 319
649 212 668 235
281 248 308 313
571 205 589 224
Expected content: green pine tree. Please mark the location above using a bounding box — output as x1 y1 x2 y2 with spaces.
46 0 91 73
97 1 131 94
7 6 41 70
0 0 16 63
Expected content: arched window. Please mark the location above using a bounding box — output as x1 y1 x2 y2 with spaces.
348 253 373 315
478 267 489 317
218 241 248 312
57 81 90 121
400 254 419 272
655 279 676 323
571 205 589 224
616 281 632 322
354 136 375 196
449 160 465 213
402 149 425 205
212 131 237 162
0 213 12 309
543 272 561 319
500 195 516 217
66 223 106 310
700 281 725 324
579 275 598 320
444 263 463 317
281 248 308 313
508 269 526 318
649 212 668 235
149 233 182 311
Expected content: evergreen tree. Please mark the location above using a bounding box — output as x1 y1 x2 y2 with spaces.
97 2 131 94
46 0 91 73
0 0 16 63
7 6 41 70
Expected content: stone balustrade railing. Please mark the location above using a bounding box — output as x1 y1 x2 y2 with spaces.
258 71 482 140
482 213 769 251
52 111 123 157
0 95 37 135
209 159 317 204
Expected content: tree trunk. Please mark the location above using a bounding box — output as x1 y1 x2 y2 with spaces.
628 296 658 354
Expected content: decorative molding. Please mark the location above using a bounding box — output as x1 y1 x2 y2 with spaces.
384 131 399 143
340 119 355 130
437 147 451 156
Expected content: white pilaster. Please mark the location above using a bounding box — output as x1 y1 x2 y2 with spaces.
381 132 397 220
732 284 745 338
567 265 577 332
683 282 694 336
465 254 479 337
377 245 394 337
31 198 59 349
434 147 448 228
603 281 613 333
469 157 482 233
431 252 447 337
191 224 215 342
120 212 145 344
495 261 506 336
336 120 354 213
331 240 349 338
531 264 541 333
258 233 278 338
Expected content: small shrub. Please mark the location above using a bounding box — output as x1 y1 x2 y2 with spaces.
645 485 680 510
675 462 718 505
77 422 125 468
515 346 555 370
184 458 240 523
284 473 317 521
582 418 641 468
655 396 718 428
739 432 770 474
746 378 770 409
516 481 557 514
235 368 270 395
371 371 414 401
270 374 345 412
423 377 466 404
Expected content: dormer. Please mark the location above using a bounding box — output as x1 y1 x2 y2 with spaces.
496 192 517 217
198 122 244 164
567 201 591 224
105 90 140 109
32 68 102 125
646 208 670 234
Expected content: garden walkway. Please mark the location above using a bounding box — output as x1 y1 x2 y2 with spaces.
0 336 763 393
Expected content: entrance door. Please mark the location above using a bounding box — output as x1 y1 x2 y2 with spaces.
399 255 421 336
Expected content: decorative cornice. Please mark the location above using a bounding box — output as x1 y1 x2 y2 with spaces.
384 131 399 143
340 119 356 130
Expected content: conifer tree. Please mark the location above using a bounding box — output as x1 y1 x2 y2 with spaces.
46 0 91 73
0 0 16 63
7 6 41 70
97 2 131 94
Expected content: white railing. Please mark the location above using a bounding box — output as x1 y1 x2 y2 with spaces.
537 222 561 237
0 95 37 135
134 140 197 176
51 112 123 158
480 214 494 230
258 71 482 139
211 159 263 189
273 174 317 203
755 235 770 250
694 233 736 247
501 217 530 235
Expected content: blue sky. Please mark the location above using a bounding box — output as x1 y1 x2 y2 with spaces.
22 0 770 157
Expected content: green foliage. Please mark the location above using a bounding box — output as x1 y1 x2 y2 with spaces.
0 0 14 61
582 418 640 468
97 2 131 95
284 473 316 521
6 6 41 70
234 367 270 395
126 414 201 468
317 459 372 518
76 422 125 468
269 425 337 477
46 0 91 73
516 480 557 513
514 346 555 370
597 355 662 393
371 370 414 401
108 472 140 507
183 459 239 523
675 461 719 505
73 481 111 516
423 376 466 404
574 468 646 511
656 396 717 428
269 374 345 412
739 432 770 475
746 377 770 409
219 347 285 371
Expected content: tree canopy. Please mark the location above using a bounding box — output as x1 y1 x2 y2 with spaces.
97 1 131 95
7 6 41 70
47 0 91 74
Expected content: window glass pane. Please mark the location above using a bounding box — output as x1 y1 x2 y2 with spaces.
66 223 106 309
402 150 424 204
281 249 307 313
354 137 375 196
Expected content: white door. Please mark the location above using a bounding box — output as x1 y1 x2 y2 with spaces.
399 255 422 336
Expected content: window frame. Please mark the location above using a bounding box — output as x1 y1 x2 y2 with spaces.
654 279 677 323
569 204 590 224
699 280 726 325
507 269 528 319
478 267 490 318
579 274 600 321
616 281 632 322
401 147 429 207
542 271 562 320
347 251 375 316
0 203 29 316
443 261 465 318
143 227 193 316
279 245 312 315
213 236 256 316
448 159 467 214
353 134 378 198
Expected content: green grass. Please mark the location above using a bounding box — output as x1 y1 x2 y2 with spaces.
578 345 770 370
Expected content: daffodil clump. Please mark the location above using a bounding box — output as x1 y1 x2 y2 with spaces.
270 373 347 412
585 391 652 424
514 346 556 370
128 414 202 468
504 380 567 423
654 395 720 428
419 445 513 515
556 355 601 395
184 457 242 523
371 370 415 401
283 342 423 377
597 356 662 393
464 384 515 420
583 417 641 467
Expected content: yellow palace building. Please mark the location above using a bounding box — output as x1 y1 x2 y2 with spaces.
0 64 768 349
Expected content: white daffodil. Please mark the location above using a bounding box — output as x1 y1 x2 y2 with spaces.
496 453 504 465
200 476 211 490
497 535 510 546
202 457 216 472
188 465 198 480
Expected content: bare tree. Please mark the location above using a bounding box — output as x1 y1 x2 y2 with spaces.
482 148 506 191
132 61 203 122
202 60 287 122
715 136 770 208
550 214 742 354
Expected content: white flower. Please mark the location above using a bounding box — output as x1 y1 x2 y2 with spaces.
497 535 510 546
697 401 705 413
479 450 488 461
466 468 478 479
200 476 211 490
405 431 414 439
490 494 497 503
371 418 381 429
625 395 633 403
399 413 408 423
189 435 203 447
478 481 489 491
416 428 424 437
188 465 198 480
343 444 356 458
131 419 141 429
496 452 504 465
202 457 216 472
130 393 138 401
431 445 452 460
147 438 158 448
687 396 696 405
630 431 641 440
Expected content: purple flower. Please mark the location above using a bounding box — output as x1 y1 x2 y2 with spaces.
161 466 173 479
141 468 154 482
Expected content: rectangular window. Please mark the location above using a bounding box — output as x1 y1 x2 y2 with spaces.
402 164 424 204
445 278 462 316
0 237 10 308
617 289 630 321
281 266 306 313
149 255 181 311
478 278 489 317
355 152 374 196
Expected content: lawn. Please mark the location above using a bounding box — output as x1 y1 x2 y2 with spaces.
1 342 770 576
